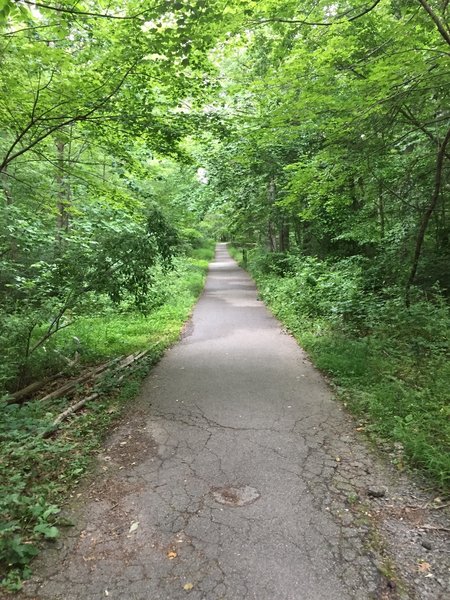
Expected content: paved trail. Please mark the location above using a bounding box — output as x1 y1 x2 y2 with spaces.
19 244 447 600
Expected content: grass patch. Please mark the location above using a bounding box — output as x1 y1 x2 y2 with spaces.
60 257 211 362
0 246 212 591
232 245 450 489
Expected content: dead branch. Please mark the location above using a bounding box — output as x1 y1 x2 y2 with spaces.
117 350 148 369
38 350 148 403
47 392 100 433
419 525 450 532
39 357 123 402
42 349 151 434
9 373 61 404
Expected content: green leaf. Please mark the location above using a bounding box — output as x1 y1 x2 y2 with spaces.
33 524 59 539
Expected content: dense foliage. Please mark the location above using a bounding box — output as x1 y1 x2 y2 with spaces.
0 0 231 390
202 1 450 298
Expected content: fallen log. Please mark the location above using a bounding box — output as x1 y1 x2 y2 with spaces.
42 349 152 435
8 376 58 404
33 347 159 439
117 350 148 369
11 349 153 407
43 392 100 437
419 525 450 533
39 357 123 403
52 392 99 428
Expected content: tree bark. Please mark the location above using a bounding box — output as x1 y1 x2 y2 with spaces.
405 126 450 305
417 0 450 48
1 164 18 260
56 139 70 245
1 165 12 206
267 221 276 251
279 220 290 252
267 177 277 251
378 183 385 240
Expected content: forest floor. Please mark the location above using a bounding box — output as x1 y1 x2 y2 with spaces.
8 244 449 600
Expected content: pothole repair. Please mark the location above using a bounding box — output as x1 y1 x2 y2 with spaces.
211 485 260 507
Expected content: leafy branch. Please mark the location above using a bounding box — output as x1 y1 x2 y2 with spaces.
252 0 383 27
13 0 147 21
0 62 138 171
416 0 450 47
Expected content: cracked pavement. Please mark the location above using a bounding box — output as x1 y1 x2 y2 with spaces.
15 244 449 600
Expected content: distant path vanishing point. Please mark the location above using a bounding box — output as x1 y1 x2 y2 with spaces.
18 243 429 600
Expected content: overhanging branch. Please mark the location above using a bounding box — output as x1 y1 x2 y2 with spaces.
14 0 146 21
416 0 450 47
252 0 383 27
0 63 138 171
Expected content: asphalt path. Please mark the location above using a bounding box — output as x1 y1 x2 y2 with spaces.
20 243 386 600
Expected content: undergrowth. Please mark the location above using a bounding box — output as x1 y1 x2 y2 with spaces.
0 243 214 591
230 246 450 489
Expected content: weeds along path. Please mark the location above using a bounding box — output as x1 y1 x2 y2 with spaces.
15 244 449 600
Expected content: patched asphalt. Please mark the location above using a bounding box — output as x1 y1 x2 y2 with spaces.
16 243 450 600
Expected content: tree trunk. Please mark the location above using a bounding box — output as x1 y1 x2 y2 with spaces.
267 220 276 251
1 164 17 260
405 126 450 305
55 139 70 246
1 165 12 206
378 182 385 240
266 176 279 251
279 220 290 252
